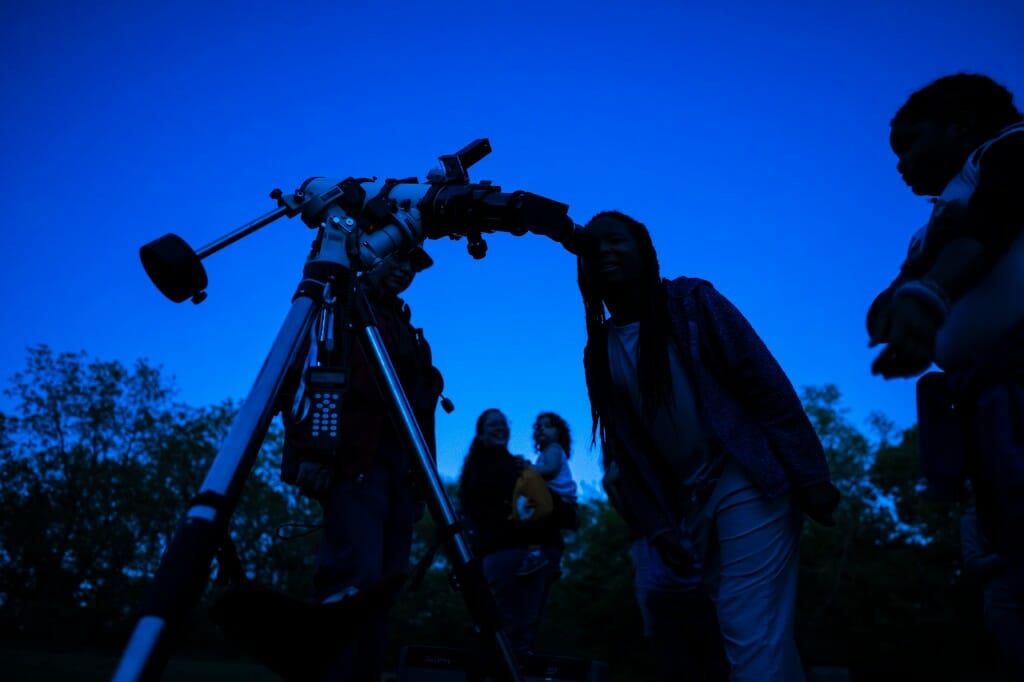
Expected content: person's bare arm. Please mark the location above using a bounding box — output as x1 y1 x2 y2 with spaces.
534 443 564 478
873 133 1024 378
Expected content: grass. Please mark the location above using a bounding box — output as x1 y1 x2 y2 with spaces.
0 644 284 682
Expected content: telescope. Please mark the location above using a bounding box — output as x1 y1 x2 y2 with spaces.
114 139 580 682
140 138 580 305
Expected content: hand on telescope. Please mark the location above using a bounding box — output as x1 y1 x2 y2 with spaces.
295 461 333 499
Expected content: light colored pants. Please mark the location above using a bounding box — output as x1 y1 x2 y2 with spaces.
693 460 806 682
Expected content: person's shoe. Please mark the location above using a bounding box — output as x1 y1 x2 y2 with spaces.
321 586 360 604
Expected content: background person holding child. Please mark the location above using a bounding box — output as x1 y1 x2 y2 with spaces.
456 408 578 655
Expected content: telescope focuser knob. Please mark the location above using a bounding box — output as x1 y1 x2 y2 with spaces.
467 232 487 259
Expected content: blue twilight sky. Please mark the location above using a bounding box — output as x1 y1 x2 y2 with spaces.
2 1 1022 496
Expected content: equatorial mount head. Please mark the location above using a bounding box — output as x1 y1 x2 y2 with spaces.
139 138 576 304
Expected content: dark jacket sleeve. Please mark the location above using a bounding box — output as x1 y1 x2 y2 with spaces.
459 469 509 538
692 283 830 487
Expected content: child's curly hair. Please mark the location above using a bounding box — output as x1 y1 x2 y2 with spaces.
532 412 572 459
893 73 1023 140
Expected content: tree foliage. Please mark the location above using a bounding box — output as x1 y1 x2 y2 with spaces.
0 346 319 642
0 350 996 678
796 385 983 676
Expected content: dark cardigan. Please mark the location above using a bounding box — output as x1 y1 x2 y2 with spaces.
598 276 831 541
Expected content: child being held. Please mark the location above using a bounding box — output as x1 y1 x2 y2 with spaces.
510 412 578 575
868 73 1024 377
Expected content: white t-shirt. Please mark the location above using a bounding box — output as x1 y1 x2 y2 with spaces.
606 320 716 488
537 443 577 503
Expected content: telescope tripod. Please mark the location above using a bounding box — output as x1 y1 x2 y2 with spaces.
113 265 522 682
114 138 580 681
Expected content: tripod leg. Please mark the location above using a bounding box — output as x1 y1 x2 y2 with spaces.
112 297 318 682
354 298 523 682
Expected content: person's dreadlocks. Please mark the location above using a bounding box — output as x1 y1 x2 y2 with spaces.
578 211 673 451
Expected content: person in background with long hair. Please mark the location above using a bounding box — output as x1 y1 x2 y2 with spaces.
576 210 839 680
457 408 577 655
